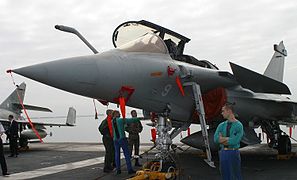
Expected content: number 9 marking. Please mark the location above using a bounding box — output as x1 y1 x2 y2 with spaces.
161 84 172 96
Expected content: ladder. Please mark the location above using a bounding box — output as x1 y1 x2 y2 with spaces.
184 82 215 168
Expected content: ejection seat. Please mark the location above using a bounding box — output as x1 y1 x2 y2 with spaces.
164 39 178 59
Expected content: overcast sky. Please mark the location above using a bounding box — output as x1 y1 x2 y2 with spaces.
1 0 297 142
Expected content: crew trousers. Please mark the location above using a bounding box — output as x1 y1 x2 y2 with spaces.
114 138 133 172
0 139 8 175
102 136 115 170
219 150 242 180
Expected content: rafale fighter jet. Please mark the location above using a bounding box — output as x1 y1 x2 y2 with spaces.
9 20 297 167
0 82 76 148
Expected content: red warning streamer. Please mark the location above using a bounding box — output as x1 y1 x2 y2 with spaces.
119 97 126 119
16 93 44 143
8 72 44 143
175 76 185 96
151 128 156 142
107 114 113 138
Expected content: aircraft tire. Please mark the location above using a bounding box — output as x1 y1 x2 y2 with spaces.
278 135 291 154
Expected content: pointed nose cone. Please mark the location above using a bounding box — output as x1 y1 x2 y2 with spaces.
13 64 49 84
12 55 99 97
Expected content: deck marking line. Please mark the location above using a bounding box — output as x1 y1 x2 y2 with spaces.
6 156 105 180
6 147 150 179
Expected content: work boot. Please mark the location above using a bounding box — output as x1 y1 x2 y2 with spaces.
135 159 142 167
128 170 136 174
2 173 10 176
112 163 116 170
103 167 112 173
116 170 121 175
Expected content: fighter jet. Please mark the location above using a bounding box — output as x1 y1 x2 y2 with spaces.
0 82 76 148
9 20 297 166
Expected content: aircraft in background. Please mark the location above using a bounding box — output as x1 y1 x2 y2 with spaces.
0 82 76 149
10 20 297 168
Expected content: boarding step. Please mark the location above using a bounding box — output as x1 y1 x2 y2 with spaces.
184 82 215 168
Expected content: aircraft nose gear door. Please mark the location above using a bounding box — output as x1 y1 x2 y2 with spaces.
184 82 215 168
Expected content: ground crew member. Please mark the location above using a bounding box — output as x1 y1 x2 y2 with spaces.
126 110 143 167
99 109 115 173
112 110 141 175
0 122 9 176
7 115 18 157
214 103 244 180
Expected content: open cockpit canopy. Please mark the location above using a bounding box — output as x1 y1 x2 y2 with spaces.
112 20 218 70
112 20 190 56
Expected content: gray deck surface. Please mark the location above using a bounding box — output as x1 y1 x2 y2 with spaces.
2 143 297 180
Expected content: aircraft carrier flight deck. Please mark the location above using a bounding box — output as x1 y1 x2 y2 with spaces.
2 143 297 180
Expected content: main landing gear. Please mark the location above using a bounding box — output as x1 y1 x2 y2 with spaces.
261 120 292 154
278 134 291 155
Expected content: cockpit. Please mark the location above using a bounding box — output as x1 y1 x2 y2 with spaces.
116 33 169 54
112 20 218 70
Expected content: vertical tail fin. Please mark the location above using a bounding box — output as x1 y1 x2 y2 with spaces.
66 107 76 126
0 82 26 111
263 41 287 82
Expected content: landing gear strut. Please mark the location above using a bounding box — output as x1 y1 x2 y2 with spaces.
129 108 178 180
155 114 173 162
153 106 177 174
